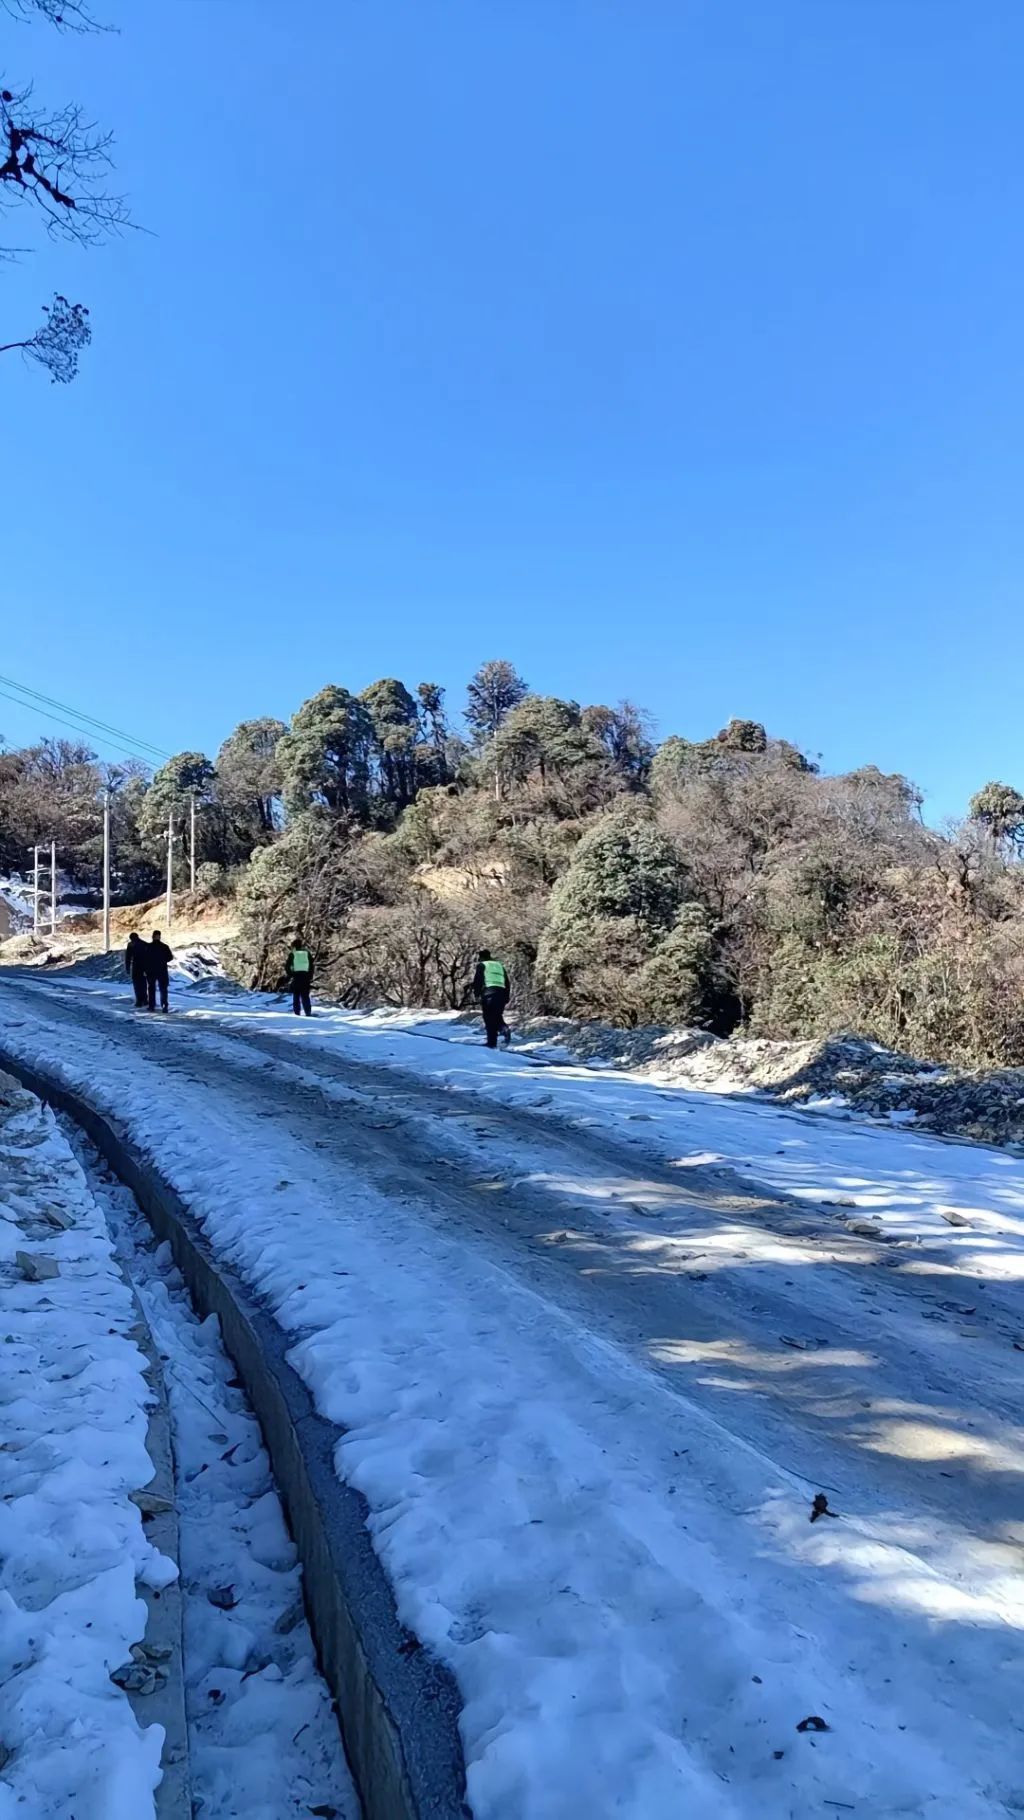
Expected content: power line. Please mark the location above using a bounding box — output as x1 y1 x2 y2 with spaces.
0 671 172 762
0 684 159 768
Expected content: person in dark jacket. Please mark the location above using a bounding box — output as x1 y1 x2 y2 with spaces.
285 933 314 1017
125 932 148 1009
146 931 174 1012
471 950 511 1048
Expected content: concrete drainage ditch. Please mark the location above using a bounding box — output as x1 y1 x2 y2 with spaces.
0 1046 469 1820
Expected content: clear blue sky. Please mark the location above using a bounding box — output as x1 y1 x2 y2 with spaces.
2 0 1022 818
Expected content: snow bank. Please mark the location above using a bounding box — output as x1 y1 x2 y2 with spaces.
63 1123 358 1820
0 1072 173 1820
1 989 1022 1816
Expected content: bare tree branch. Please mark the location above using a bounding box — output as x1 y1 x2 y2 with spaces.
0 290 90 380
0 83 128 241
1 0 126 384
1 1 106 31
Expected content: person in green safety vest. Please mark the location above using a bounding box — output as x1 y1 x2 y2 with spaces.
471 949 511 1048
285 932 314 1017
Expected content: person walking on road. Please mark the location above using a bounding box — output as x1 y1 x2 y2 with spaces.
472 950 511 1049
286 933 314 1017
146 930 173 1012
125 932 148 1009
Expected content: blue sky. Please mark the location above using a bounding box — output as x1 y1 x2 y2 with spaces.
2 0 1021 818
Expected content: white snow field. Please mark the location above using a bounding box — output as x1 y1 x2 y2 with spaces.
0 1070 171 1820
0 1061 356 1820
1 968 1023 1817
61 1120 358 1820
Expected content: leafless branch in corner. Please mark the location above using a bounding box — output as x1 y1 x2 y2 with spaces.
1 1 107 32
0 83 128 241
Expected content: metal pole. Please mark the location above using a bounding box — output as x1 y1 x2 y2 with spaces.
33 844 39 935
102 789 111 954
189 793 196 895
165 813 174 929
50 840 57 936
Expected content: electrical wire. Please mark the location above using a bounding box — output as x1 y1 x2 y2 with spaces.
0 684 159 768
0 671 171 762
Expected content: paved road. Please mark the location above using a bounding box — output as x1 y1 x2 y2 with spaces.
2 970 1021 1611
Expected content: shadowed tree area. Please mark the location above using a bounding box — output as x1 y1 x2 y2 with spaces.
7 659 1024 1071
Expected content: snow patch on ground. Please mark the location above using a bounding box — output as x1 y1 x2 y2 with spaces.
0 1072 170 1820
62 1123 358 1820
0 987 1022 1814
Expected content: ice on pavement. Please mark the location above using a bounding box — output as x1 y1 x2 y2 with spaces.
0 1070 171 1820
2 974 1024 1815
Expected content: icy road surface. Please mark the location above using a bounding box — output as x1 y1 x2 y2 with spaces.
0 971 1021 1818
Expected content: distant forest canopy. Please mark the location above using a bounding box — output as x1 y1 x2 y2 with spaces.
4 660 1024 1069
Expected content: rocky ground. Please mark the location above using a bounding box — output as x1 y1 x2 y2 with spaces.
519 1020 1024 1151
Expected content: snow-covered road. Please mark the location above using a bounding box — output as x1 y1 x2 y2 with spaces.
1 972 1022 1817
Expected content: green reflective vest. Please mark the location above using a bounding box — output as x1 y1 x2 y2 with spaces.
291 949 311 973
482 959 506 989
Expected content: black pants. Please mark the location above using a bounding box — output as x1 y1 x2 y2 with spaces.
481 988 509 1048
147 967 169 1011
130 968 148 1008
291 976 312 1016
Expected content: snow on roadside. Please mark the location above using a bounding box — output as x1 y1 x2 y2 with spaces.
118 979 1024 1273
60 1119 359 1820
0 872 83 932
312 1011 1024 1269
0 992 1021 1815
0 1072 172 1820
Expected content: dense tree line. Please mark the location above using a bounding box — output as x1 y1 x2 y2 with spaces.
5 664 1024 1069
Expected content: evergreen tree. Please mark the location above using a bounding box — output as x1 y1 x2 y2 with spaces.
536 805 690 1019
489 695 611 810
360 679 420 809
416 682 450 784
969 781 1024 852
638 904 717 1026
216 718 286 847
581 701 654 788
465 660 529 744
138 751 221 873
715 718 767 753
277 686 374 817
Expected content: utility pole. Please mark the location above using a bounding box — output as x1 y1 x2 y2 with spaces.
189 793 196 895
33 844 40 935
50 840 57 937
102 789 111 955
165 813 174 930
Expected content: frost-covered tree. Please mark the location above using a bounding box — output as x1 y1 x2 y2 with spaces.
581 701 654 789
536 806 693 1021
969 781 1024 853
360 678 420 809
277 686 374 817
465 660 528 744
489 695 610 810
138 751 220 872
216 717 286 854
416 682 450 784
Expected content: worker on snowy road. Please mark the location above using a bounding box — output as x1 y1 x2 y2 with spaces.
285 933 314 1017
471 950 511 1049
146 930 174 1013
125 932 148 1009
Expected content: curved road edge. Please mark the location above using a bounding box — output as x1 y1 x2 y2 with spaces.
0 1042 470 1820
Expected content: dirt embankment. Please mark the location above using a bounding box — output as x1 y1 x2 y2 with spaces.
0 892 239 972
